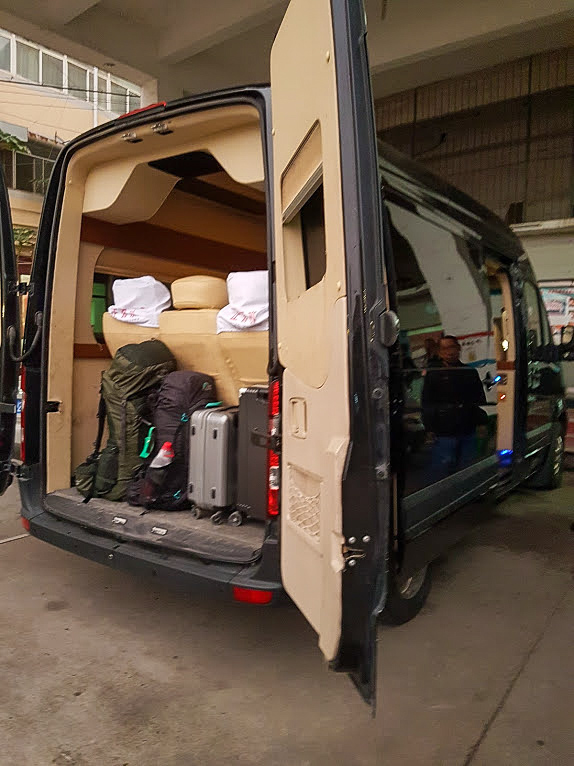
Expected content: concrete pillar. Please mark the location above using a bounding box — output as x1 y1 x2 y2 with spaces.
140 77 159 106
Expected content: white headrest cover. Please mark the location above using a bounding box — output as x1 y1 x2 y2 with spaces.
109 276 171 328
217 271 269 333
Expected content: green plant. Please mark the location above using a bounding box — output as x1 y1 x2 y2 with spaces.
13 226 37 256
0 130 29 155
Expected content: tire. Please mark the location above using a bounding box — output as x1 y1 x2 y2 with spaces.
382 564 432 625
527 423 564 490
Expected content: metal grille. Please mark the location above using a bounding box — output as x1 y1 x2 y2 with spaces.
376 48 574 224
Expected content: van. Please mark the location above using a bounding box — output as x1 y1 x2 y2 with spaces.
0 0 570 708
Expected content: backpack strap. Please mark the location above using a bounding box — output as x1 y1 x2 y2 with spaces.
93 392 107 455
82 393 106 504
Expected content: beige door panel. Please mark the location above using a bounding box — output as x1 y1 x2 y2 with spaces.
272 0 351 660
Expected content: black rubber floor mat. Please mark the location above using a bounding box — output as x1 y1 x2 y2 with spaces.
46 489 265 565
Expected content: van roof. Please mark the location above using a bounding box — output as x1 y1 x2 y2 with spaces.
378 140 523 260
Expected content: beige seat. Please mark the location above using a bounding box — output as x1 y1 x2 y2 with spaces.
218 332 268 397
159 275 268 405
102 313 160 356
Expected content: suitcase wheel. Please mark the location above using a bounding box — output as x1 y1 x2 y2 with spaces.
192 505 208 520
227 511 244 527
211 510 226 525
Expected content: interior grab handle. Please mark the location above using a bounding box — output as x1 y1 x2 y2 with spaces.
8 311 43 363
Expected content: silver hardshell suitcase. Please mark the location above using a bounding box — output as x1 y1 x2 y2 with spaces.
188 407 238 515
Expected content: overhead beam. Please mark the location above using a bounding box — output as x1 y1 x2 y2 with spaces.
0 7 154 85
42 0 101 27
158 0 287 65
365 0 574 76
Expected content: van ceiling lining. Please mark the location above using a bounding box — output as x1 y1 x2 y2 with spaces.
149 150 223 178
150 151 266 216
176 177 266 216
81 216 266 273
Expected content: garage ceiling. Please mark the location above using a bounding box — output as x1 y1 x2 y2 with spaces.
0 0 571 100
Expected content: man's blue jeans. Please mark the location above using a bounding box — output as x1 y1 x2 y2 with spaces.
431 434 476 474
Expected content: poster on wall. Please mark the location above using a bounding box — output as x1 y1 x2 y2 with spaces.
539 282 574 343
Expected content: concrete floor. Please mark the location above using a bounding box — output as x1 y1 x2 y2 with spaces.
0 477 572 766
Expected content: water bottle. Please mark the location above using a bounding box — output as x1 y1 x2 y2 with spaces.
142 441 174 506
149 441 174 469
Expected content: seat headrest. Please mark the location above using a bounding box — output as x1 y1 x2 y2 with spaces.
171 275 228 310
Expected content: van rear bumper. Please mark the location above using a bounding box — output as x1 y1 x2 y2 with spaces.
25 508 285 602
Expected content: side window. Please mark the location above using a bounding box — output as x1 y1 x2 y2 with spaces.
90 274 109 344
387 199 496 495
300 185 326 290
524 281 548 355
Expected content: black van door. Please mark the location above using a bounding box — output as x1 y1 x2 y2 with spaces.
0 166 21 494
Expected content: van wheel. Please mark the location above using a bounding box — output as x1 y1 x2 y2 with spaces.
527 424 564 490
382 565 431 625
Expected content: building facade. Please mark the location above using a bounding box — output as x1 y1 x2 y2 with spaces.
0 27 141 276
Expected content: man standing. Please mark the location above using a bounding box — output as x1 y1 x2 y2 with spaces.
422 335 487 474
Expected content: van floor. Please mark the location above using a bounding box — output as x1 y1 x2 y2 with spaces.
45 489 265 565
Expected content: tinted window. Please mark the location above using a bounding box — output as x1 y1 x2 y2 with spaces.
387 200 497 496
300 184 326 289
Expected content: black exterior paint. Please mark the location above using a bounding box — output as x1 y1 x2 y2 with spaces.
0 166 20 493
328 0 389 708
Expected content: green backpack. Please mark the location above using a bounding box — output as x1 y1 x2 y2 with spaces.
75 339 176 502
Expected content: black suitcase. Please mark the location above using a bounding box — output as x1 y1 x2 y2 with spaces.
236 387 268 522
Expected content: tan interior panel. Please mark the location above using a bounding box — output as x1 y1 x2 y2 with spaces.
202 172 265 201
217 332 269 395
495 271 516 453
148 190 266 254
46 103 266 493
102 314 160 356
206 124 264 187
158 310 268 405
271 0 349 662
72 359 109 470
81 216 265 274
83 162 178 224
96 248 226 283
74 242 104 344
281 121 322 222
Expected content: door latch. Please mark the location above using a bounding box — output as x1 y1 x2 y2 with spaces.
8 281 34 296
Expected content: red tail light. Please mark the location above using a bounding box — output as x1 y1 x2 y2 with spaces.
267 379 280 516
19 366 26 463
232 586 273 605
119 101 167 119
21 517 30 532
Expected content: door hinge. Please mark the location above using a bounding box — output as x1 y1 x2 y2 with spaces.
8 281 34 297
342 544 366 570
2 460 30 481
46 400 61 413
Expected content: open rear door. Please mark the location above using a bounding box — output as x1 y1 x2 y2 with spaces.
0 167 21 494
271 0 389 706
